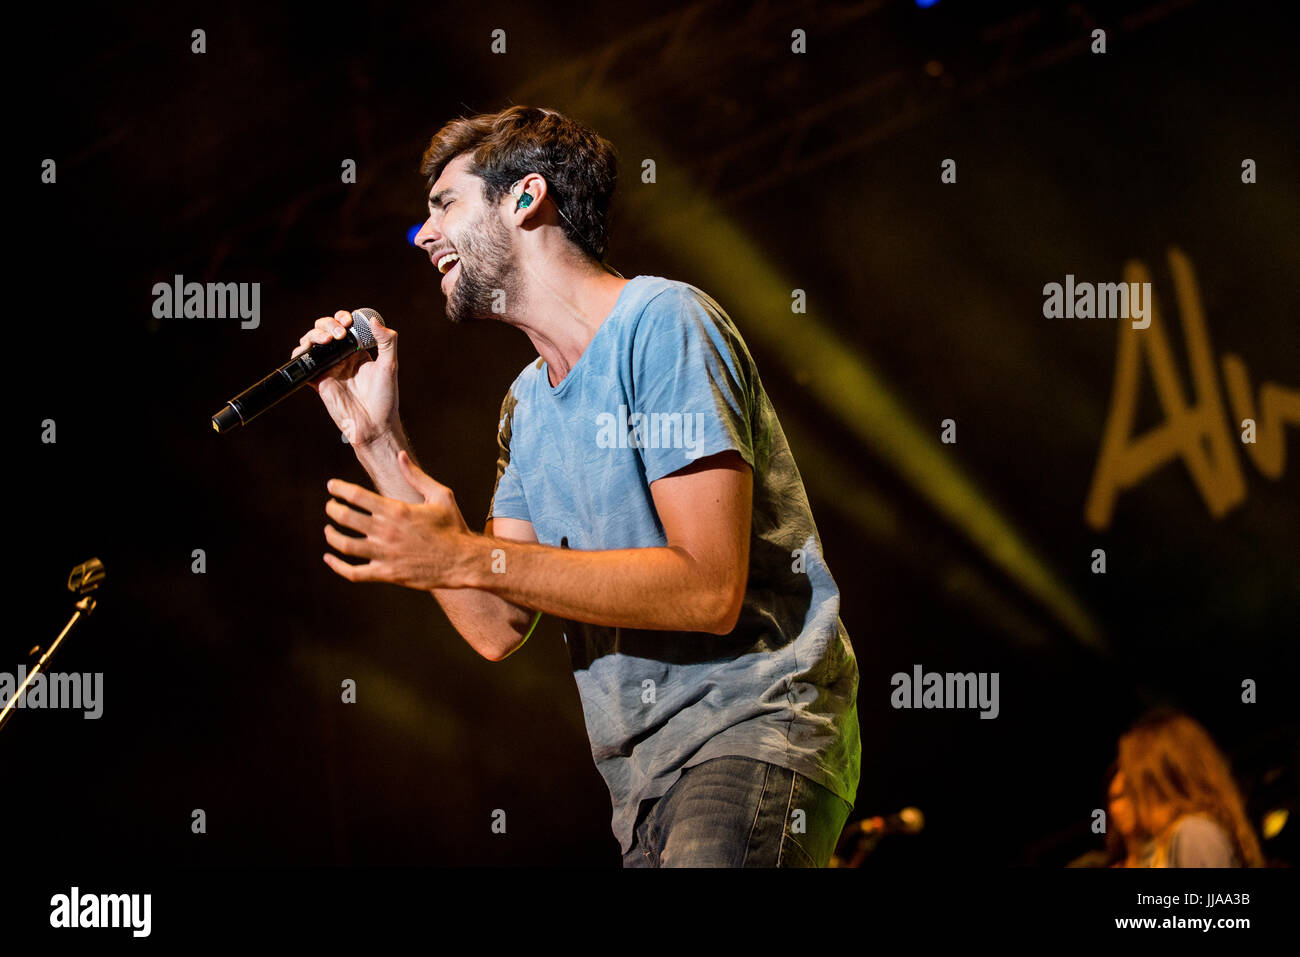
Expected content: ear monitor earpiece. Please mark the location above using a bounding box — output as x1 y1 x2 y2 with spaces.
509 178 608 267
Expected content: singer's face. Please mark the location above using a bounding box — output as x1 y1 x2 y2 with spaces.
1107 772 1138 838
418 154 520 325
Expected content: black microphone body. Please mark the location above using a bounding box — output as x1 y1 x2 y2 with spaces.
212 308 379 432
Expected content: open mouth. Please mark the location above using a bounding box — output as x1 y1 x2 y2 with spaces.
439 255 461 291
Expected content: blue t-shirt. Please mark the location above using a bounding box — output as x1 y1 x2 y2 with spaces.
488 275 861 854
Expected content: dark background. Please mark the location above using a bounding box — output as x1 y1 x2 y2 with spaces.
11 0 1297 867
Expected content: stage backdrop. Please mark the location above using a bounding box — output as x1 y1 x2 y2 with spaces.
13 0 1297 867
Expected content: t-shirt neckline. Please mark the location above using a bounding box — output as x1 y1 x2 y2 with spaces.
543 275 643 397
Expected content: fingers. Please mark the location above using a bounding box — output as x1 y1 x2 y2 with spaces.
398 449 448 491
323 522 379 559
325 496 374 533
322 551 380 582
370 313 398 356
291 312 356 359
323 478 385 578
397 449 434 494
326 478 387 514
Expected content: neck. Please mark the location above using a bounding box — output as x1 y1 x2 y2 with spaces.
504 255 630 387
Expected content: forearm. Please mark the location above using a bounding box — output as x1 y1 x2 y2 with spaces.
354 429 533 659
354 426 423 504
431 587 536 661
451 536 743 635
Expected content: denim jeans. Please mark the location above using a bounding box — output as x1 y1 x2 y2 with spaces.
621 755 854 868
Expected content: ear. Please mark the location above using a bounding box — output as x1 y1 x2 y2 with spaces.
509 174 546 214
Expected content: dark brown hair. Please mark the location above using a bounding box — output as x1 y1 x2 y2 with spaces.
419 105 618 262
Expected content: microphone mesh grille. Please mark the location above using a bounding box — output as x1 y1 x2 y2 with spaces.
349 308 380 350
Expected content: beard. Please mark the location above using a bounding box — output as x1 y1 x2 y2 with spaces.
444 205 519 325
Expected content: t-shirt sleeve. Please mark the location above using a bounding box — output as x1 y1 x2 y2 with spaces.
628 286 755 484
1167 816 1239 868
486 385 531 524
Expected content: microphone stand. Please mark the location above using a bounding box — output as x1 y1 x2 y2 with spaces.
829 823 884 868
0 558 105 733
828 808 925 867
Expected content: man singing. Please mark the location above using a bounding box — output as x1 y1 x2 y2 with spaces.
293 105 860 867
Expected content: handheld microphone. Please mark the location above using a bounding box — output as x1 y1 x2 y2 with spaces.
211 308 380 433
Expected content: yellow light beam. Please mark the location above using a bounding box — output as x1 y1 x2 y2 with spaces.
644 161 1104 652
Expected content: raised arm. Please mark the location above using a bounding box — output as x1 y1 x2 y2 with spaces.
322 450 753 647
